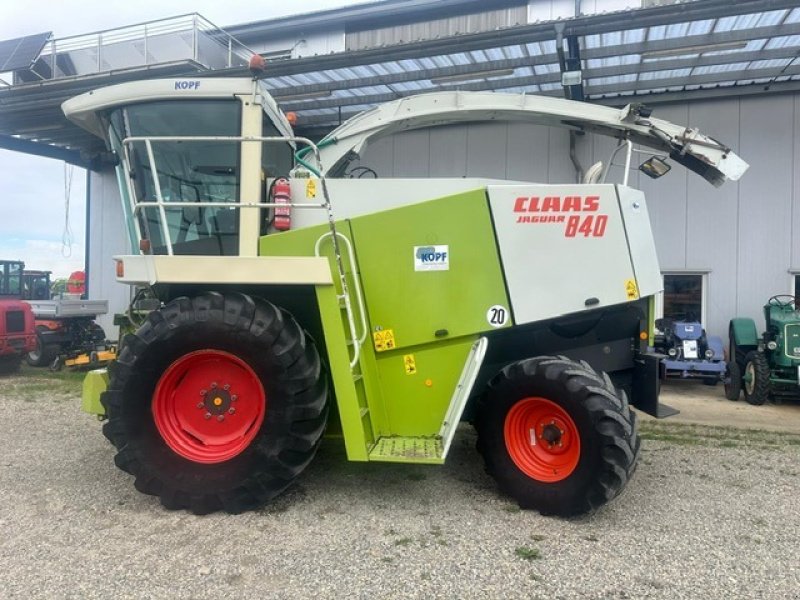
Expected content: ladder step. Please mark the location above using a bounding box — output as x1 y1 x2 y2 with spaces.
368 436 444 464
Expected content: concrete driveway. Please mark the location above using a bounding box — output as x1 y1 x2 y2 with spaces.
646 379 800 434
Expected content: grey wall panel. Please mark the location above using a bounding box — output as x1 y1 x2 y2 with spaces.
547 127 574 183
639 103 689 271
793 95 800 272
737 95 794 322
506 123 552 182
352 136 395 177
392 129 431 177
429 125 468 177
88 169 131 338
685 99 741 338
466 123 508 178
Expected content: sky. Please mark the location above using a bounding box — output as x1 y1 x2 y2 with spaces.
0 0 358 277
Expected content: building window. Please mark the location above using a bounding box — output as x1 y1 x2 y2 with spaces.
657 273 706 324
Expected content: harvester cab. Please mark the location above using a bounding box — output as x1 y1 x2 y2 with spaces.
63 76 747 517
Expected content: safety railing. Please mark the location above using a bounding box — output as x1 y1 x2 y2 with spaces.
120 134 364 371
23 14 252 82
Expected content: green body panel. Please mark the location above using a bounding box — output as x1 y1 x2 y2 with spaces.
373 337 477 437
730 317 759 348
347 189 510 349
258 189 509 462
82 368 108 416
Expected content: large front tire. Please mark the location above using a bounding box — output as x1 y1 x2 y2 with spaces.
100 292 328 514
475 356 640 517
742 351 770 406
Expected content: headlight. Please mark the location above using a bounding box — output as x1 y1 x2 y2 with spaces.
767 341 778 350
668 348 677 357
705 349 714 359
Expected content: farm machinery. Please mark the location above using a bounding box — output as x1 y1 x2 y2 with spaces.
17 268 113 369
653 319 726 384
727 295 800 404
0 260 36 374
64 74 746 516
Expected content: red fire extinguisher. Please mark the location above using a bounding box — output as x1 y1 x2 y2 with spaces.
271 177 291 231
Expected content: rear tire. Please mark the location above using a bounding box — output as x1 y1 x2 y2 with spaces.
100 292 329 514
742 351 770 406
724 361 742 401
26 331 58 367
475 356 640 517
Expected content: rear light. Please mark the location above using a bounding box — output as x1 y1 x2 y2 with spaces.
668 348 677 357
115 260 124 278
639 331 648 341
767 341 778 350
705 349 714 359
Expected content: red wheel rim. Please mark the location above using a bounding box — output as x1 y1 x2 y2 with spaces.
504 397 580 482
152 350 266 464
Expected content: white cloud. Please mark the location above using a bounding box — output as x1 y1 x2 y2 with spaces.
0 238 85 279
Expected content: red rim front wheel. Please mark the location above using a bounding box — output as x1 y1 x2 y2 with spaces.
504 396 581 482
152 349 266 464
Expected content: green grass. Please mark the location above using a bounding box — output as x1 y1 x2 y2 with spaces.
514 546 542 561
7 364 84 401
639 420 800 449
394 537 414 547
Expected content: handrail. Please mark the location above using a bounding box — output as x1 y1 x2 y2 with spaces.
120 133 364 371
314 231 368 368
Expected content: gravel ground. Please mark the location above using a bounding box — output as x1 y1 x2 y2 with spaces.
1 370 799 599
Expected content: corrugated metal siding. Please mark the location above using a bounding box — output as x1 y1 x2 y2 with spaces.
346 6 528 50
737 95 794 332
88 170 131 339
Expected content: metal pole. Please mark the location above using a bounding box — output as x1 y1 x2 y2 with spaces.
97 33 102 72
192 15 198 62
144 140 174 256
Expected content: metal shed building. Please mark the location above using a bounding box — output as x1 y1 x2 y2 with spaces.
1 0 798 340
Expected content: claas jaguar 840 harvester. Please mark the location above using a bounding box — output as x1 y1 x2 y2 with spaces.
64 74 747 517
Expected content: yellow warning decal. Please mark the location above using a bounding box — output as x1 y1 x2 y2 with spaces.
373 329 396 352
625 279 639 300
306 179 317 199
403 354 417 375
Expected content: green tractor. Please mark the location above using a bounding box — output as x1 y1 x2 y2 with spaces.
726 295 800 405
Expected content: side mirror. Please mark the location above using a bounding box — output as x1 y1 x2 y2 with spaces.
639 156 671 179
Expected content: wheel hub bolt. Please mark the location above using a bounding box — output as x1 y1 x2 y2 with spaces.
200 389 207 396
204 412 212 420
228 408 236 415
196 402 204 409
541 423 562 445
231 394 238 402
210 382 218 389
217 415 225 422
223 384 230 391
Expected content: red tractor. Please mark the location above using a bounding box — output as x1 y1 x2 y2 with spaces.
0 260 36 375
